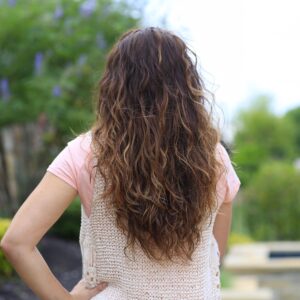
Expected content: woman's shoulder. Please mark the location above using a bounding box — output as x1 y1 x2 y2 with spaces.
67 130 92 154
67 130 95 175
215 142 229 160
47 130 93 189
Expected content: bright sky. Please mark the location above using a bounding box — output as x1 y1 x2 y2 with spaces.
143 0 300 128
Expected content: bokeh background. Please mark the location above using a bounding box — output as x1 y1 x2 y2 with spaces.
0 0 299 299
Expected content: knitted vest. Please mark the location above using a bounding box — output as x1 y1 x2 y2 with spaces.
79 171 221 300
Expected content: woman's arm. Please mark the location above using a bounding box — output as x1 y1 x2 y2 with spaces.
213 200 233 261
0 171 78 300
213 143 240 261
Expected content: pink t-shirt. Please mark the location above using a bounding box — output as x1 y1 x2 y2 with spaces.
47 131 241 217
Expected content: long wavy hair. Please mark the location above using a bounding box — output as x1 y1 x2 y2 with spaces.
91 27 222 262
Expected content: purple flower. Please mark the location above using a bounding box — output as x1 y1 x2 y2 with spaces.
53 4 64 19
8 0 16 6
52 85 61 97
79 0 96 17
34 52 43 75
96 33 106 49
0 78 11 102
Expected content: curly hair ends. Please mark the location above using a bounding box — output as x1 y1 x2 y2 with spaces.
91 26 222 262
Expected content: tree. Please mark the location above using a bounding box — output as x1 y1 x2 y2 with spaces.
242 161 300 241
284 106 300 156
0 0 140 215
0 0 139 143
232 96 297 186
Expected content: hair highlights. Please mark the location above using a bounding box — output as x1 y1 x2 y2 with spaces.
91 27 221 261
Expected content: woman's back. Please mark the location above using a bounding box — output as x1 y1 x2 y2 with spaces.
45 27 243 295
80 175 221 299
80 183 220 299
47 131 239 299
46 131 239 218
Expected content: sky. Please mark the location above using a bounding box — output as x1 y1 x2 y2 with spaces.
142 0 300 129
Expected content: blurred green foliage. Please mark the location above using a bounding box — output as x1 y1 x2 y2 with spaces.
228 232 253 248
233 96 297 186
220 269 233 289
0 0 140 236
232 97 300 241
0 218 14 277
0 0 139 145
241 161 300 240
284 106 300 154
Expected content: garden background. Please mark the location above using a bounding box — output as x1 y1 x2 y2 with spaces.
0 0 299 299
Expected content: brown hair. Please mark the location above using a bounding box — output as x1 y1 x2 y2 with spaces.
91 27 221 262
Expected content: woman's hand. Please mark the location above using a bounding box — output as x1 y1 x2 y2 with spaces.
70 279 108 300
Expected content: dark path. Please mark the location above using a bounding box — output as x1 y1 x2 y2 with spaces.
0 235 82 300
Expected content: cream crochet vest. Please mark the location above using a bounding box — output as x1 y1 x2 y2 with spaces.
79 170 221 300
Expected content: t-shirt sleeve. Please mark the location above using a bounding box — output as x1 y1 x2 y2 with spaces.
216 143 241 204
47 142 78 191
46 131 94 217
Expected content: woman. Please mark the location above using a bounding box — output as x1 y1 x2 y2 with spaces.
1 27 240 299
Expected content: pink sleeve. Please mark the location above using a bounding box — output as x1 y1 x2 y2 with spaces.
216 143 241 204
46 131 95 217
47 144 78 191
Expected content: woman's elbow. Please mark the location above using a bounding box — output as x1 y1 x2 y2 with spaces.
0 236 15 256
0 234 29 256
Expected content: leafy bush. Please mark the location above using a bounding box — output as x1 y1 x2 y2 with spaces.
0 0 140 215
220 269 233 288
0 0 140 145
242 161 300 240
49 197 81 240
233 97 297 186
231 196 252 237
0 218 14 277
284 107 300 155
228 232 253 248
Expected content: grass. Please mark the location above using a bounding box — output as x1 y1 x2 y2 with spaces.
221 268 233 288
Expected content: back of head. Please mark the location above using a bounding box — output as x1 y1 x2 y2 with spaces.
91 26 221 262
